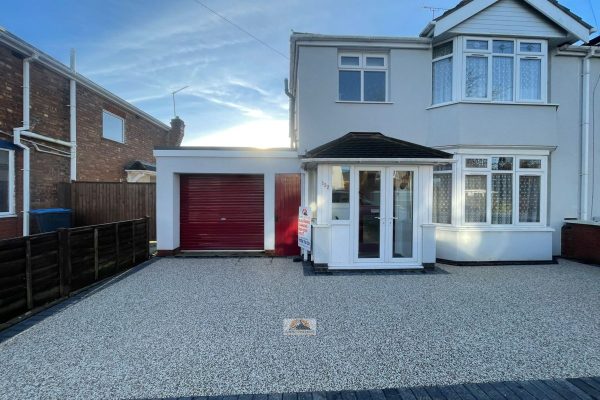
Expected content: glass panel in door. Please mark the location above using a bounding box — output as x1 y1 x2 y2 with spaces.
358 170 381 258
392 171 413 258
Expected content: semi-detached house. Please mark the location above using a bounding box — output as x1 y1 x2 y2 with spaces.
155 0 600 270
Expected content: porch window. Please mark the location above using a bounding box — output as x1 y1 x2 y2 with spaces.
338 53 387 102
462 155 546 225
0 149 14 215
331 165 350 220
433 163 452 224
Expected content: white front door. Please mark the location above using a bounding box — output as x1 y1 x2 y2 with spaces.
354 167 418 265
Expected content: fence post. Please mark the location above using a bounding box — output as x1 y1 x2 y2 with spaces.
115 222 120 271
145 215 150 260
58 228 72 297
94 228 99 281
131 220 136 266
25 238 33 310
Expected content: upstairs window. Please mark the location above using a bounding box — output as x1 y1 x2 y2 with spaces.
432 41 453 104
102 110 125 143
463 38 547 103
338 53 387 102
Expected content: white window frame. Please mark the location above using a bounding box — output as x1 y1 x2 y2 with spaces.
102 110 125 143
338 52 388 103
432 163 454 225
515 156 547 225
460 37 547 104
432 39 454 105
0 148 15 217
460 155 547 227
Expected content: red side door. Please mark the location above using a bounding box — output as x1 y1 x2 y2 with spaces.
180 174 264 250
275 174 301 256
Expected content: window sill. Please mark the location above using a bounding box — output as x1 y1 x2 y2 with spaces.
426 100 559 110
435 224 553 232
0 213 17 219
102 136 126 145
336 101 394 105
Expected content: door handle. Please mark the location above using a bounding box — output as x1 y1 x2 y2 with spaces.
374 217 382 220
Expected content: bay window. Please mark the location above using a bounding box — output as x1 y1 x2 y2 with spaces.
432 42 453 104
463 37 546 103
462 155 546 225
0 149 14 215
338 53 387 102
433 163 452 224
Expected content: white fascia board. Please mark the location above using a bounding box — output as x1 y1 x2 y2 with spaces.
435 145 556 155
125 169 156 175
294 40 431 50
301 158 455 165
434 0 498 37
154 149 299 159
524 0 592 41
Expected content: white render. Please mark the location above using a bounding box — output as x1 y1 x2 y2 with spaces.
287 1 599 262
154 149 300 252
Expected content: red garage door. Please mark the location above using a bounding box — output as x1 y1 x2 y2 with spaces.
180 174 264 250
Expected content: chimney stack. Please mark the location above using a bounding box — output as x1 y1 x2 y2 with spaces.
169 117 185 147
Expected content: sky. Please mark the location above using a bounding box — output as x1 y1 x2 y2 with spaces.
1 0 598 147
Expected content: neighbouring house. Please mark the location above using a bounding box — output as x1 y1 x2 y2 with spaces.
155 0 600 269
0 29 184 240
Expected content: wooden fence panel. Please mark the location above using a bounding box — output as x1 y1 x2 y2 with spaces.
0 217 150 327
68 182 156 240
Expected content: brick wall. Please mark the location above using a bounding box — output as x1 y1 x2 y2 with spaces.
75 86 172 182
0 45 23 133
0 41 183 239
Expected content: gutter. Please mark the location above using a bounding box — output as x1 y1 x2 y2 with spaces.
580 46 597 220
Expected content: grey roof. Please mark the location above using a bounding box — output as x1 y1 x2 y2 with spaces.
304 132 453 159
124 160 156 172
433 0 593 29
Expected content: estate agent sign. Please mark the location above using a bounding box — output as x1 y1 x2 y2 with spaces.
298 206 312 250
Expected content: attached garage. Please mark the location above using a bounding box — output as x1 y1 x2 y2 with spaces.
155 148 301 256
180 174 264 250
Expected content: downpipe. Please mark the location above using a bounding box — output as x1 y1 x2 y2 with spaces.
580 46 596 221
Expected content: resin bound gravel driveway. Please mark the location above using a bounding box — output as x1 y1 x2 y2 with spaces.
1 258 599 400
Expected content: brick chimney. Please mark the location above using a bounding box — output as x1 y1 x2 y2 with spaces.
169 117 185 147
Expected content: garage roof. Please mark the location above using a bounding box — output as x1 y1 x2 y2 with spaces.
304 132 453 159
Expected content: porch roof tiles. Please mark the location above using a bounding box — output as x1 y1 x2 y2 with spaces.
304 132 453 159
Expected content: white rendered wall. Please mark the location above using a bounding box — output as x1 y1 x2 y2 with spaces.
436 227 554 261
154 150 300 252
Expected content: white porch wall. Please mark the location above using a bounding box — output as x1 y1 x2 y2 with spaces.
154 150 300 252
